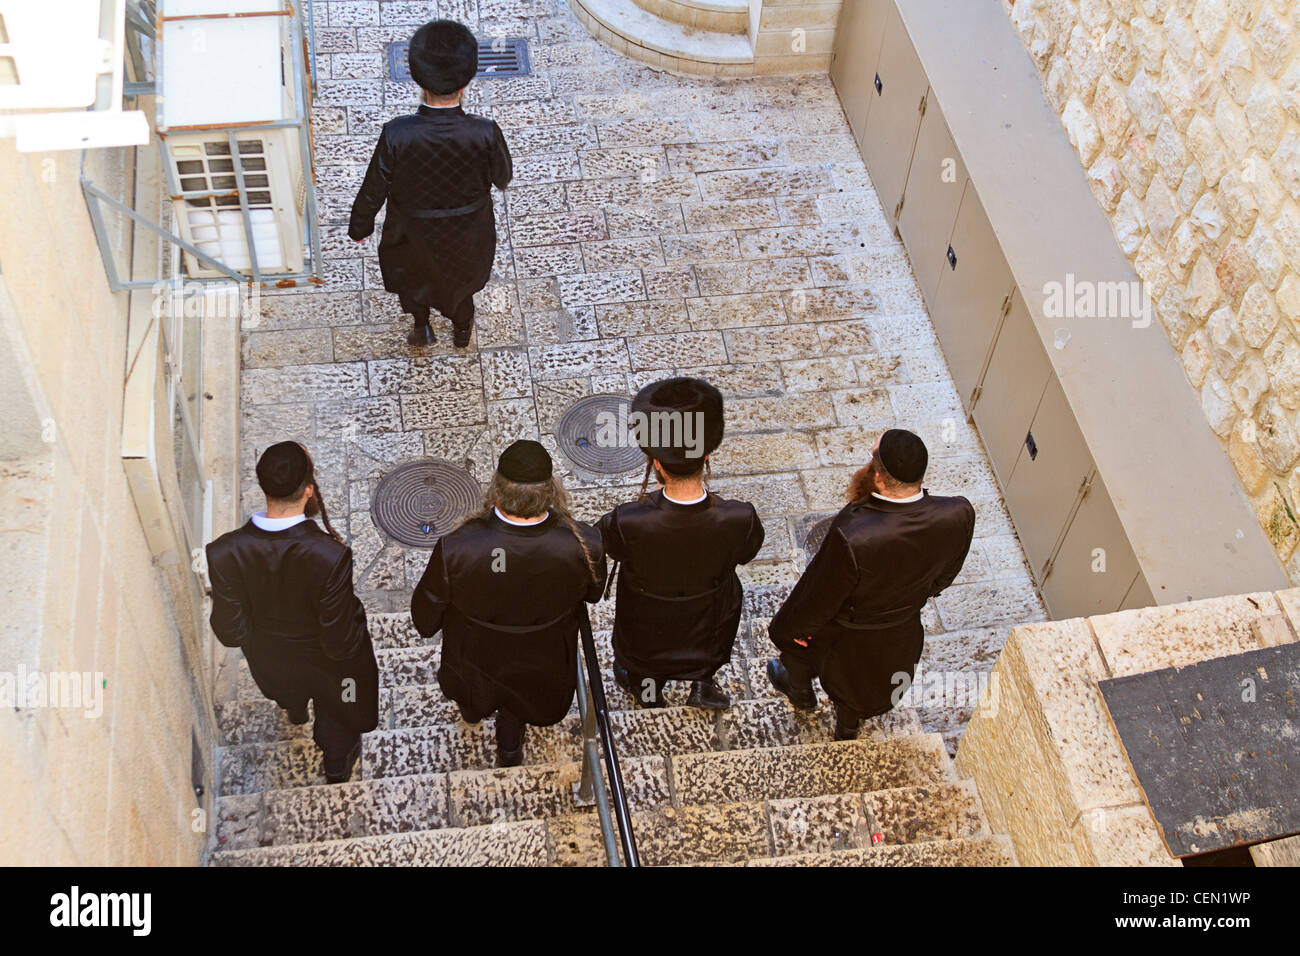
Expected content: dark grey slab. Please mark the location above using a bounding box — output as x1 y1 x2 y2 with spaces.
1099 643 1300 858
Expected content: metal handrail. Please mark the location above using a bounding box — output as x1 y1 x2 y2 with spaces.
574 607 639 866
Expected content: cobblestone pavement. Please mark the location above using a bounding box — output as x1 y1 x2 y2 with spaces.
236 0 1047 750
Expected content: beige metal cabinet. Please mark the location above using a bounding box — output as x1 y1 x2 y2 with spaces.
859 4 928 223
897 91 967 309
971 289 1052 488
929 180 1016 414
830 0 891 146
1004 375 1095 583
1119 570 1156 610
1040 468 1142 618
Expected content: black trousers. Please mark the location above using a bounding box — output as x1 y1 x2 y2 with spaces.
311 702 362 763
460 704 524 752
247 651 375 764
779 649 873 731
623 668 717 706
400 292 475 334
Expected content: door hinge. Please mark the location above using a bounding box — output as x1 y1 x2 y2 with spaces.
1000 293 1013 319
894 195 905 219
919 93 927 116
1041 555 1056 582
969 384 983 408
1079 473 1094 501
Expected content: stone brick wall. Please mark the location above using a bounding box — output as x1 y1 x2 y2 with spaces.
0 141 219 865
1003 0 1300 583
955 587 1300 865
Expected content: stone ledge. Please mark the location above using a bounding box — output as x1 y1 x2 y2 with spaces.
956 587 1298 866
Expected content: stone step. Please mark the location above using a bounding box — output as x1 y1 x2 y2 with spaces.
551 779 987 865
670 734 955 805
228 616 782 703
214 774 990 866
217 694 927 795
573 0 754 76
215 773 451 851
209 820 550 867
215 754 674 849
631 0 749 35
745 835 1018 867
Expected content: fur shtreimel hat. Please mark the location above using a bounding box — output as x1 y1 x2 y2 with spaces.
631 377 724 475
409 20 478 95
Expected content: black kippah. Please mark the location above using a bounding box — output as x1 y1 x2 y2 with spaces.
498 439 552 483
256 441 312 498
878 429 928 484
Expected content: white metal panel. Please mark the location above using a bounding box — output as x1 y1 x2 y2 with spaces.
161 8 287 127
14 108 150 151
0 0 112 109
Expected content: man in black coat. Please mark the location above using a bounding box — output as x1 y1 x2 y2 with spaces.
601 378 765 711
411 440 606 767
206 442 378 783
349 19 513 348
767 429 975 740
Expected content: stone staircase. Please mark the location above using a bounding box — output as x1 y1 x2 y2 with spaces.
208 604 1015 867
571 0 756 77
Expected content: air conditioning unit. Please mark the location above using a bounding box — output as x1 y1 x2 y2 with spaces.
158 0 307 278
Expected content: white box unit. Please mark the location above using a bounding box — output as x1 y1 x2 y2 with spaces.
159 0 308 279
0 0 108 110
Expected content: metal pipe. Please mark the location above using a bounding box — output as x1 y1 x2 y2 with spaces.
574 655 620 866
578 607 640 867
225 131 264 285
289 2 324 279
83 177 247 284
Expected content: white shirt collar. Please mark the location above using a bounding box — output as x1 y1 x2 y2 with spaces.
664 489 708 505
252 511 308 531
872 490 924 504
494 507 548 526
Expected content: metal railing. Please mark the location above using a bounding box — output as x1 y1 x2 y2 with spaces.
573 607 639 866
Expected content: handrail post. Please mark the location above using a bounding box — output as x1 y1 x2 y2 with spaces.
577 607 640 867
575 659 599 806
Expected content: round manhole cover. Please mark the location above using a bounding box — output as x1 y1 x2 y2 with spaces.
555 394 645 475
370 460 481 548
803 516 834 557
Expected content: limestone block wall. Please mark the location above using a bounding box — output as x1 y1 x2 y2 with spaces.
751 0 842 74
955 587 1300 865
1001 0 1300 582
0 142 217 865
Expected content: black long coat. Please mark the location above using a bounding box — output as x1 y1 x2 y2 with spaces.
348 104 513 315
206 520 379 734
600 491 765 681
411 512 606 726
768 492 975 717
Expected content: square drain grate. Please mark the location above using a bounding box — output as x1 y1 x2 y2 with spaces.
387 39 531 82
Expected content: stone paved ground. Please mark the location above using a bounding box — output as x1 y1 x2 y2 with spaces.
235 0 1048 751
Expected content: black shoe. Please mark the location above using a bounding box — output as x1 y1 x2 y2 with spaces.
452 326 472 348
767 658 817 711
407 323 435 346
613 661 634 697
286 703 309 725
323 739 362 784
686 679 731 710
497 745 524 768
